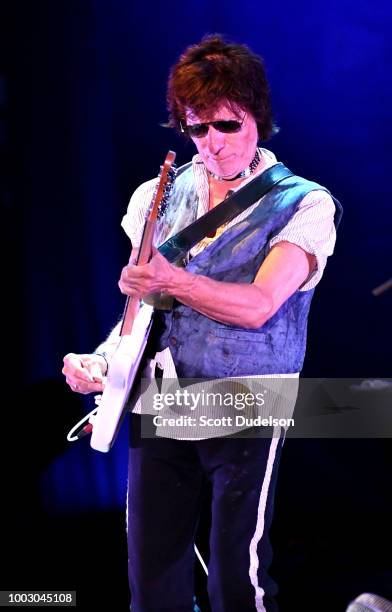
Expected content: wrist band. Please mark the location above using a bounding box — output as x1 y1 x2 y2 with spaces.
94 352 109 375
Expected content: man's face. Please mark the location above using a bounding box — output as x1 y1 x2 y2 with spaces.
185 102 259 179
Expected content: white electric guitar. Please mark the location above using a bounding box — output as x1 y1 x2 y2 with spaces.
90 151 177 452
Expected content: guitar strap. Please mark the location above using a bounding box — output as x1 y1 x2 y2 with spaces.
158 162 294 263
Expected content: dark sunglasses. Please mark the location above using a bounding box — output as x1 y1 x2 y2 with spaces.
180 114 246 138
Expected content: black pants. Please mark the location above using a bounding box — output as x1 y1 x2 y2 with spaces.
127 414 284 612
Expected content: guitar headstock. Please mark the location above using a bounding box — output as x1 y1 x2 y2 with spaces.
150 150 177 221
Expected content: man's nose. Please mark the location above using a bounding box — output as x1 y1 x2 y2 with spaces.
205 125 225 154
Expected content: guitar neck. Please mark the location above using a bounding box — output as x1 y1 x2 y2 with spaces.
119 150 176 337
120 218 156 336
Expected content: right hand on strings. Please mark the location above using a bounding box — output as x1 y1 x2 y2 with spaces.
62 353 107 395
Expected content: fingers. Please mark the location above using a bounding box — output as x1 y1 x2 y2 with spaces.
64 374 105 395
118 263 151 297
118 268 140 297
67 378 104 395
118 251 172 297
62 353 105 394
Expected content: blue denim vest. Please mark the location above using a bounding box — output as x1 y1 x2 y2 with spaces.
151 172 342 378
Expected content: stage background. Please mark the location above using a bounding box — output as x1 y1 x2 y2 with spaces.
1 1 391 610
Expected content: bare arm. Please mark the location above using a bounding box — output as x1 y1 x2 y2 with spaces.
64 242 314 393
118 241 316 329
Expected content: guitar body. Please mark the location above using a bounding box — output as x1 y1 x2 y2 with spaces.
89 151 177 452
90 304 154 452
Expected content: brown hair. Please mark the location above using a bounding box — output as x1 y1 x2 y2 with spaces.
167 34 278 140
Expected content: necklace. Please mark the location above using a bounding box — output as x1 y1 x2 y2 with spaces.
209 148 261 182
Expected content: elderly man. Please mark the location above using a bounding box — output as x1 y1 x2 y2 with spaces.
63 34 341 612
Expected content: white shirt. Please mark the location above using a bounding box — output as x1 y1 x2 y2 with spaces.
116 148 337 433
122 148 336 291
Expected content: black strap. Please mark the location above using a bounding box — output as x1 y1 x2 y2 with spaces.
158 162 294 263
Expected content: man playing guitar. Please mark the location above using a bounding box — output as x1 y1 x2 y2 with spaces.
62 34 341 612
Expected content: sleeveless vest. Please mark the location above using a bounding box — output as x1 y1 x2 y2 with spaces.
149 168 342 379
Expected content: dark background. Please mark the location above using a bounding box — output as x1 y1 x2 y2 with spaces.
1 1 391 610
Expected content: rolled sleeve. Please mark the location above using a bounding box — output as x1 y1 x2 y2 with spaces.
269 190 337 291
121 178 158 247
